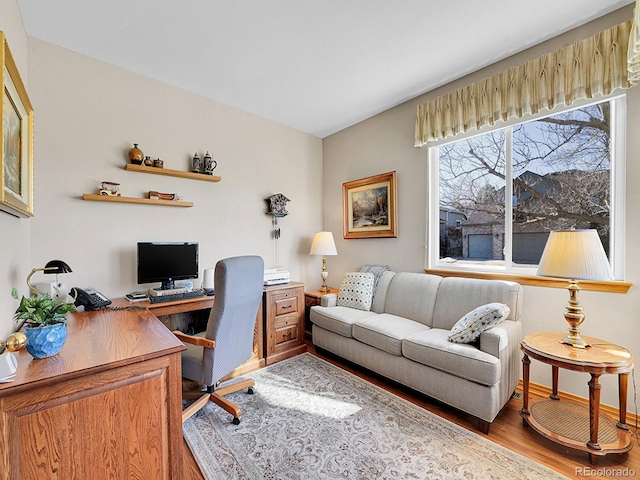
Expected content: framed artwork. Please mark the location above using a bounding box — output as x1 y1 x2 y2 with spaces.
1 32 34 218
343 171 397 239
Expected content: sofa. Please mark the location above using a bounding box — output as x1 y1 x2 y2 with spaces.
310 270 523 433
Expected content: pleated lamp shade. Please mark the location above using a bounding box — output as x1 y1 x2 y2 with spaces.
537 229 613 281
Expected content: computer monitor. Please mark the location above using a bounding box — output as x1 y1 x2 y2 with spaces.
137 242 199 290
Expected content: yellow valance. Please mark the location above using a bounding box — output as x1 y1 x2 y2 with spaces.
415 20 633 147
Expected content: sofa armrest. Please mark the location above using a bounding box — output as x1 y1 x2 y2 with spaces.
479 320 521 359
480 319 522 408
320 293 338 307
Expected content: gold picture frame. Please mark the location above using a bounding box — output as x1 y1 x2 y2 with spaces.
1 32 34 218
343 171 397 239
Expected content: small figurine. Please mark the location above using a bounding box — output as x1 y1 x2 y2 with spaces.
99 181 121 196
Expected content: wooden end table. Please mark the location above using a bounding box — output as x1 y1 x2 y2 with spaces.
304 288 339 340
520 332 633 464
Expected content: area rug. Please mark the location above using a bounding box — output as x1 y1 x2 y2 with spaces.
183 353 568 480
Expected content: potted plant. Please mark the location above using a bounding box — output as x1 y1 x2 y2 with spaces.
11 288 76 359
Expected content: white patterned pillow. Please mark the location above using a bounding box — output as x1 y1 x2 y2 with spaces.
337 272 375 311
448 303 510 343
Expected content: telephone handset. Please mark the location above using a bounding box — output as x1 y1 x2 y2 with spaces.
70 287 112 311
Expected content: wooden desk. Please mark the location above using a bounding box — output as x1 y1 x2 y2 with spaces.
520 332 633 464
0 307 185 479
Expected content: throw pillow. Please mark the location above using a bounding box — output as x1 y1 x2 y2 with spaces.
448 303 510 343
337 272 375 311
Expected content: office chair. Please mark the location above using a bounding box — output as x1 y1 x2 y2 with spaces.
174 255 264 424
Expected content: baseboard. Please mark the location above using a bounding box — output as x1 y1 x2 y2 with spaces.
516 379 639 428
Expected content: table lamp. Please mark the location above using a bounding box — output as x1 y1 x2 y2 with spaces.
309 232 338 292
26 259 73 299
537 229 613 348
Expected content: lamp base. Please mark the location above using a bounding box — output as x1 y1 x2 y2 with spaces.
560 279 590 349
560 334 590 349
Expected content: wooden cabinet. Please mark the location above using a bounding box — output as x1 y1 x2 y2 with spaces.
0 308 185 479
304 288 339 339
263 282 306 365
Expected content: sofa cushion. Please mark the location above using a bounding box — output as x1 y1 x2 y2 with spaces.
310 305 377 338
431 277 522 330
353 314 430 356
337 272 375 311
448 303 510 343
403 329 501 386
383 272 442 326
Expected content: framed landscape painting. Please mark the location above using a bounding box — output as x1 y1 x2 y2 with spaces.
1 32 34 218
343 171 397 239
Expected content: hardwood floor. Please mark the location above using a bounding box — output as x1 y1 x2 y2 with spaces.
182 344 640 479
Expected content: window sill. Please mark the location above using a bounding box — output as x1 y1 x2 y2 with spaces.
425 269 632 294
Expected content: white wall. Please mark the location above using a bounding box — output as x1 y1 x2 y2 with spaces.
0 0 31 339
323 6 640 408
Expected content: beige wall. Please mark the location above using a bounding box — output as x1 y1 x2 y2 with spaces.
23 38 323 303
0 0 31 339
323 6 639 408
0 5 324 338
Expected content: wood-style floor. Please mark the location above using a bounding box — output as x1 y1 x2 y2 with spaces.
182 343 640 480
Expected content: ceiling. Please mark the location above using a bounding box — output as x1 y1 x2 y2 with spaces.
17 0 634 138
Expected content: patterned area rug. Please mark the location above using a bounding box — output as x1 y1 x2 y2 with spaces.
183 353 568 480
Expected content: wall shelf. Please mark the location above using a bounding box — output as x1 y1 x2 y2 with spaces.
82 194 193 207
125 164 221 182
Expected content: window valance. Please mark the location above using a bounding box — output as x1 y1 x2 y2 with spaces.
415 20 633 147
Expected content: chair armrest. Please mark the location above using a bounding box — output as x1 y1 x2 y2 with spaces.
320 293 338 307
172 330 215 349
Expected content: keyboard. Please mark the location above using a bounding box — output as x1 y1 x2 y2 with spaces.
149 289 206 304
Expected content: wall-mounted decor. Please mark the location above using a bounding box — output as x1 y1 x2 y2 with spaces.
0 32 34 218
343 171 397 239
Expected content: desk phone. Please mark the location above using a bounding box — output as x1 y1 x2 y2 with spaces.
70 287 112 310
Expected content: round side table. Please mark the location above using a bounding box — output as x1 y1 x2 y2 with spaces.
520 332 633 464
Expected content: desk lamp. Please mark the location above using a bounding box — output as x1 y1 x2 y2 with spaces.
309 232 338 292
537 229 613 348
26 259 73 299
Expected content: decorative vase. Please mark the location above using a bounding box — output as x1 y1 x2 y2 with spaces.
129 143 144 164
24 323 67 359
203 151 217 175
143 156 153 166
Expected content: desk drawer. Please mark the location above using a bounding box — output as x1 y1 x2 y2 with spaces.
274 324 299 347
273 295 299 318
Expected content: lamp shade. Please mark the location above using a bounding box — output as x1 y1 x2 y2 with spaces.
43 260 72 274
309 232 337 256
537 229 613 281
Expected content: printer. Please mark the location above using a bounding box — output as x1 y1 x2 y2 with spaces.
264 267 290 285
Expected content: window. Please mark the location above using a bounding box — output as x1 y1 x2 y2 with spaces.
428 96 625 279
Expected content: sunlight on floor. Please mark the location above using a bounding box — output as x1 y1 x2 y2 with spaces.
257 375 362 419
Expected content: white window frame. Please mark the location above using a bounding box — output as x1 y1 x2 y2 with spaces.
426 94 626 280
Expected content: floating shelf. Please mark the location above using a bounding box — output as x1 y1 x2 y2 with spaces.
82 194 193 207
125 163 221 182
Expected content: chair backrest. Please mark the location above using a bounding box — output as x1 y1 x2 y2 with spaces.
201 255 264 386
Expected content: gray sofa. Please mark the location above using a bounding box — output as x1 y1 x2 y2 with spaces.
310 271 523 433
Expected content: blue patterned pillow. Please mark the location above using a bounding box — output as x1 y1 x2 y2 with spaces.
448 303 510 343
337 272 375 311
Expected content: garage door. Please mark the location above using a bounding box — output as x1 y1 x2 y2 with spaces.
468 234 493 259
513 232 549 264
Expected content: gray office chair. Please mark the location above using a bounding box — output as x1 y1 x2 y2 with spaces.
174 255 264 424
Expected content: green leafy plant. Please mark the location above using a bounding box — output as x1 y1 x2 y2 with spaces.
11 288 76 327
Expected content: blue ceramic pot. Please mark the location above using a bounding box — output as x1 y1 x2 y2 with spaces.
24 323 67 359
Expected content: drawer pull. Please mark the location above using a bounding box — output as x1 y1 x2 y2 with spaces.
282 333 292 338
281 305 292 309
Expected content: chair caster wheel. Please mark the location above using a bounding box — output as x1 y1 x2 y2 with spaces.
247 387 254 395
232 417 240 425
